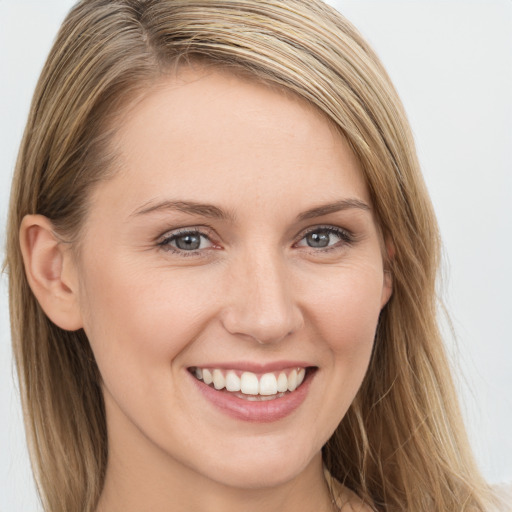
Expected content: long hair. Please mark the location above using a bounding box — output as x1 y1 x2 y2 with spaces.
5 1 499 510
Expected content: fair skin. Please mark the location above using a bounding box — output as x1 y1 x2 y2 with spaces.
21 68 390 512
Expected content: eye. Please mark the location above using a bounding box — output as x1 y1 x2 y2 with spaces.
295 226 352 250
158 230 214 253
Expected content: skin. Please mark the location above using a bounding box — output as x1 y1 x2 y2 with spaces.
21 68 391 512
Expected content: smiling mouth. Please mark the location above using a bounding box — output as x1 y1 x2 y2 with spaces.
188 367 315 401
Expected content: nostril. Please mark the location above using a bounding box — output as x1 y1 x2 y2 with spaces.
220 306 304 345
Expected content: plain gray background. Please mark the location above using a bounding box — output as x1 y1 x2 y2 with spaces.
1 1 511 510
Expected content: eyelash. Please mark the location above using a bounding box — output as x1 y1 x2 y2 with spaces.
157 227 216 257
296 225 355 252
157 225 355 256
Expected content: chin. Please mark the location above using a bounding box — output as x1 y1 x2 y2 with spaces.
185 434 321 490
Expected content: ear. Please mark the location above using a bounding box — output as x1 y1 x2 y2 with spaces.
19 214 83 331
381 269 393 308
380 238 394 308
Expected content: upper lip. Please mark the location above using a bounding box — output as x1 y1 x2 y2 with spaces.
188 361 315 373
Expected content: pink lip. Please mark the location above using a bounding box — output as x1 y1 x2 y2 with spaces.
189 367 316 423
190 360 312 373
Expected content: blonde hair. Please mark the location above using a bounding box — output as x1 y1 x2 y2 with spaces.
5 1 500 510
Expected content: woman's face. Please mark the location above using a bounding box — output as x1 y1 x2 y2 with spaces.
75 68 392 488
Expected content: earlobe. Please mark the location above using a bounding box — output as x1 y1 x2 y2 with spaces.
19 214 83 331
381 269 393 308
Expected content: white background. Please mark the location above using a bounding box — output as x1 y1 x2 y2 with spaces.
1 1 511 510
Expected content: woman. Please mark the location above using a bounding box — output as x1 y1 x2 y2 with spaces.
4 0 505 511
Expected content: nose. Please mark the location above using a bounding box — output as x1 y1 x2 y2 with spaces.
220 250 304 344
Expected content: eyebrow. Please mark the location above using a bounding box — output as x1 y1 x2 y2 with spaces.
296 198 371 221
131 199 236 221
131 198 370 222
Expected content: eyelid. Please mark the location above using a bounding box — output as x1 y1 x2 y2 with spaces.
293 224 355 249
157 225 220 255
156 225 216 243
155 223 356 256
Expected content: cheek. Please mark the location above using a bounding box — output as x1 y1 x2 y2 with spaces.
306 265 385 355
78 255 219 392
297 265 384 437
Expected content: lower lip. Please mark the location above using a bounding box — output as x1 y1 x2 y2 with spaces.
189 370 315 423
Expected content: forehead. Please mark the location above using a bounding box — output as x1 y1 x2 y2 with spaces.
96 67 370 217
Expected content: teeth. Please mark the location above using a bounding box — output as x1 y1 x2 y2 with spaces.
202 368 213 385
240 372 259 395
277 372 288 392
259 373 278 395
297 368 306 387
192 367 308 396
212 369 225 390
225 371 241 392
243 392 287 401
287 369 298 391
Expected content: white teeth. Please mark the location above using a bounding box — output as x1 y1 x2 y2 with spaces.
225 371 241 392
213 369 225 390
287 369 298 392
297 368 306 387
243 392 287 401
277 372 288 392
192 367 309 396
202 368 213 385
259 373 278 395
240 372 259 395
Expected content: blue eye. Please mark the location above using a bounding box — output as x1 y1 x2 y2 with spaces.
296 227 352 249
159 230 213 252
